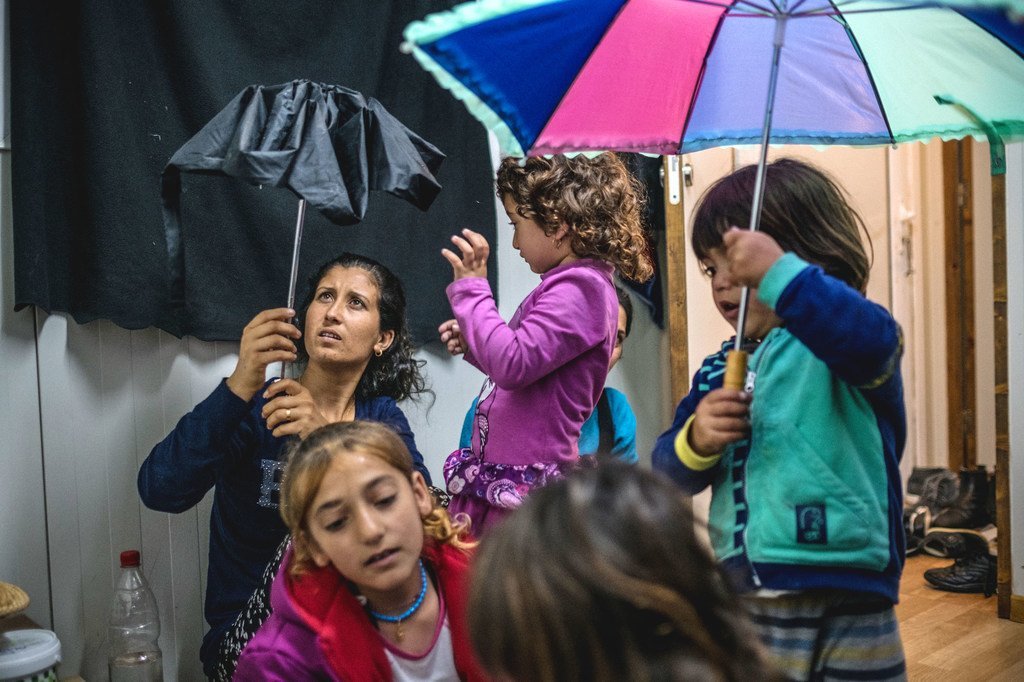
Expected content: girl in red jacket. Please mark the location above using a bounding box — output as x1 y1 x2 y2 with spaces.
235 421 484 681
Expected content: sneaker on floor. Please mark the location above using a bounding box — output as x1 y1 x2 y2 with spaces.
921 528 989 559
923 553 996 596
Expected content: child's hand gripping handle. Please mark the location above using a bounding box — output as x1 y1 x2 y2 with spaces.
724 281 755 391
723 350 748 391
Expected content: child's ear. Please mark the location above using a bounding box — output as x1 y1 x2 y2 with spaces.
299 531 331 568
551 222 570 243
410 472 433 517
311 547 330 568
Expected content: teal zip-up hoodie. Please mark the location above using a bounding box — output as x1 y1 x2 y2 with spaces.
654 254 906 602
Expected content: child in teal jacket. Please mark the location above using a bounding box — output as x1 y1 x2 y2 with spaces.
654 158 906 681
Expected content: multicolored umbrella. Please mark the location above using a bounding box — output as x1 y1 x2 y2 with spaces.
403 0 1024 158
405 0 1024 381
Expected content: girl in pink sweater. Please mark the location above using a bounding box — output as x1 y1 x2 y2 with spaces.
438 153 652 534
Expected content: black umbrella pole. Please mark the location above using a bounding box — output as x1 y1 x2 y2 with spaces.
281 198 308 380
725 15 787 391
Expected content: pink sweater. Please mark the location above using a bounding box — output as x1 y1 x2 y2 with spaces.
448 258 617 466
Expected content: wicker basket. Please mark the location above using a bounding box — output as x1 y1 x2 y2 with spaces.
0 582 30 618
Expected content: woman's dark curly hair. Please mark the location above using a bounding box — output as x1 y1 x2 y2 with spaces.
691 157 872 293
295 253 427 402
497 154 654 282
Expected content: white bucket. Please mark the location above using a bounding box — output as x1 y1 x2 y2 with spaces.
0 630 61 682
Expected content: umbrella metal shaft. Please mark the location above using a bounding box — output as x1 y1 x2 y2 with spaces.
726 15 787 389
282 198 308 379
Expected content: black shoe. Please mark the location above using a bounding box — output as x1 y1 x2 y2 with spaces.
931 466 992 529
907 467 948 496
903 505 930 556
923 553 996 596
921 529 989 559
912 469 960 513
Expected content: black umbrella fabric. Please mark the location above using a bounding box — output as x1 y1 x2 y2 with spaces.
161 79 445 313
10 0 495 342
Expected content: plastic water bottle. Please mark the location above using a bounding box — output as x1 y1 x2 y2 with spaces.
108 550 163 682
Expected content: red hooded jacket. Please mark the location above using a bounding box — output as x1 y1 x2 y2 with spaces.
234 542 488 681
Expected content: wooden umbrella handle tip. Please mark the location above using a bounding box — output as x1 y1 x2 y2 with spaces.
723 350 749 391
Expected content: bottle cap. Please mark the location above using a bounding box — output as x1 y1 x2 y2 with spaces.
119 550 141 568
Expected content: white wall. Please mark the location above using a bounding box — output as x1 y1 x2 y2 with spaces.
0 0 52 632
973 143 997 470
1006 141 1024 599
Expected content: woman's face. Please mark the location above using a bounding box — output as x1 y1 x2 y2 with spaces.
304 266 394 368
306 450 433 609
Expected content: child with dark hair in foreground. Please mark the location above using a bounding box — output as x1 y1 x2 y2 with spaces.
469 464 775 682
653 158 907 681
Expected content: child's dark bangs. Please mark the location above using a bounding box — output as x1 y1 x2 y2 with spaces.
691 169 754 259
692 199 749 260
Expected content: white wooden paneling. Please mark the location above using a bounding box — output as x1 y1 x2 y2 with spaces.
0 153 51 630
128 327 222 682
34 313 234 680
36 313 99 676
129 327 186 681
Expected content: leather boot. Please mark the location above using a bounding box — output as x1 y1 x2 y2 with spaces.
924 552 997 597
906 466 947 497
912 469 959 514
931 466 991 529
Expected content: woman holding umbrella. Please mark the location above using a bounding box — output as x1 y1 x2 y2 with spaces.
137 252 431 677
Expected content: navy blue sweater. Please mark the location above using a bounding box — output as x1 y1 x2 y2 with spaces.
137 379 429 673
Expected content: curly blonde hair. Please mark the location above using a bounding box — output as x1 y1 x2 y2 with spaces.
279 421 473 577
497 154 654 282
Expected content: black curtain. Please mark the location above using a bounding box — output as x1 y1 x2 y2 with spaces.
10 0 495 342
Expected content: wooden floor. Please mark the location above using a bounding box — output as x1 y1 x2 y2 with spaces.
899 555 1024 680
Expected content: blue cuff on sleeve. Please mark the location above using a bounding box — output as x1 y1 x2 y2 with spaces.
757 252 809 309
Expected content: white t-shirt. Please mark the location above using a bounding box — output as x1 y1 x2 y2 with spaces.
382 592 459 682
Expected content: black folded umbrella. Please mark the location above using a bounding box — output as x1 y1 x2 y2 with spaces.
161 79 445 319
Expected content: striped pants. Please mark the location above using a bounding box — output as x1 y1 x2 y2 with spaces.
745 591 906 681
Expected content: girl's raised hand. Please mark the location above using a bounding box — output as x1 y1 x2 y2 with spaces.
722 228 785 287
442 228 489 280
261 379 328 440
689 388 751 456
438 318 466 356
226 308 300 401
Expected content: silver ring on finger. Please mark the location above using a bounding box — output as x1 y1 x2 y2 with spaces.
285 408 292 420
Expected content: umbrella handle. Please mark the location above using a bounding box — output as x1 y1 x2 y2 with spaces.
281 198 308 380
723 350 748 391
